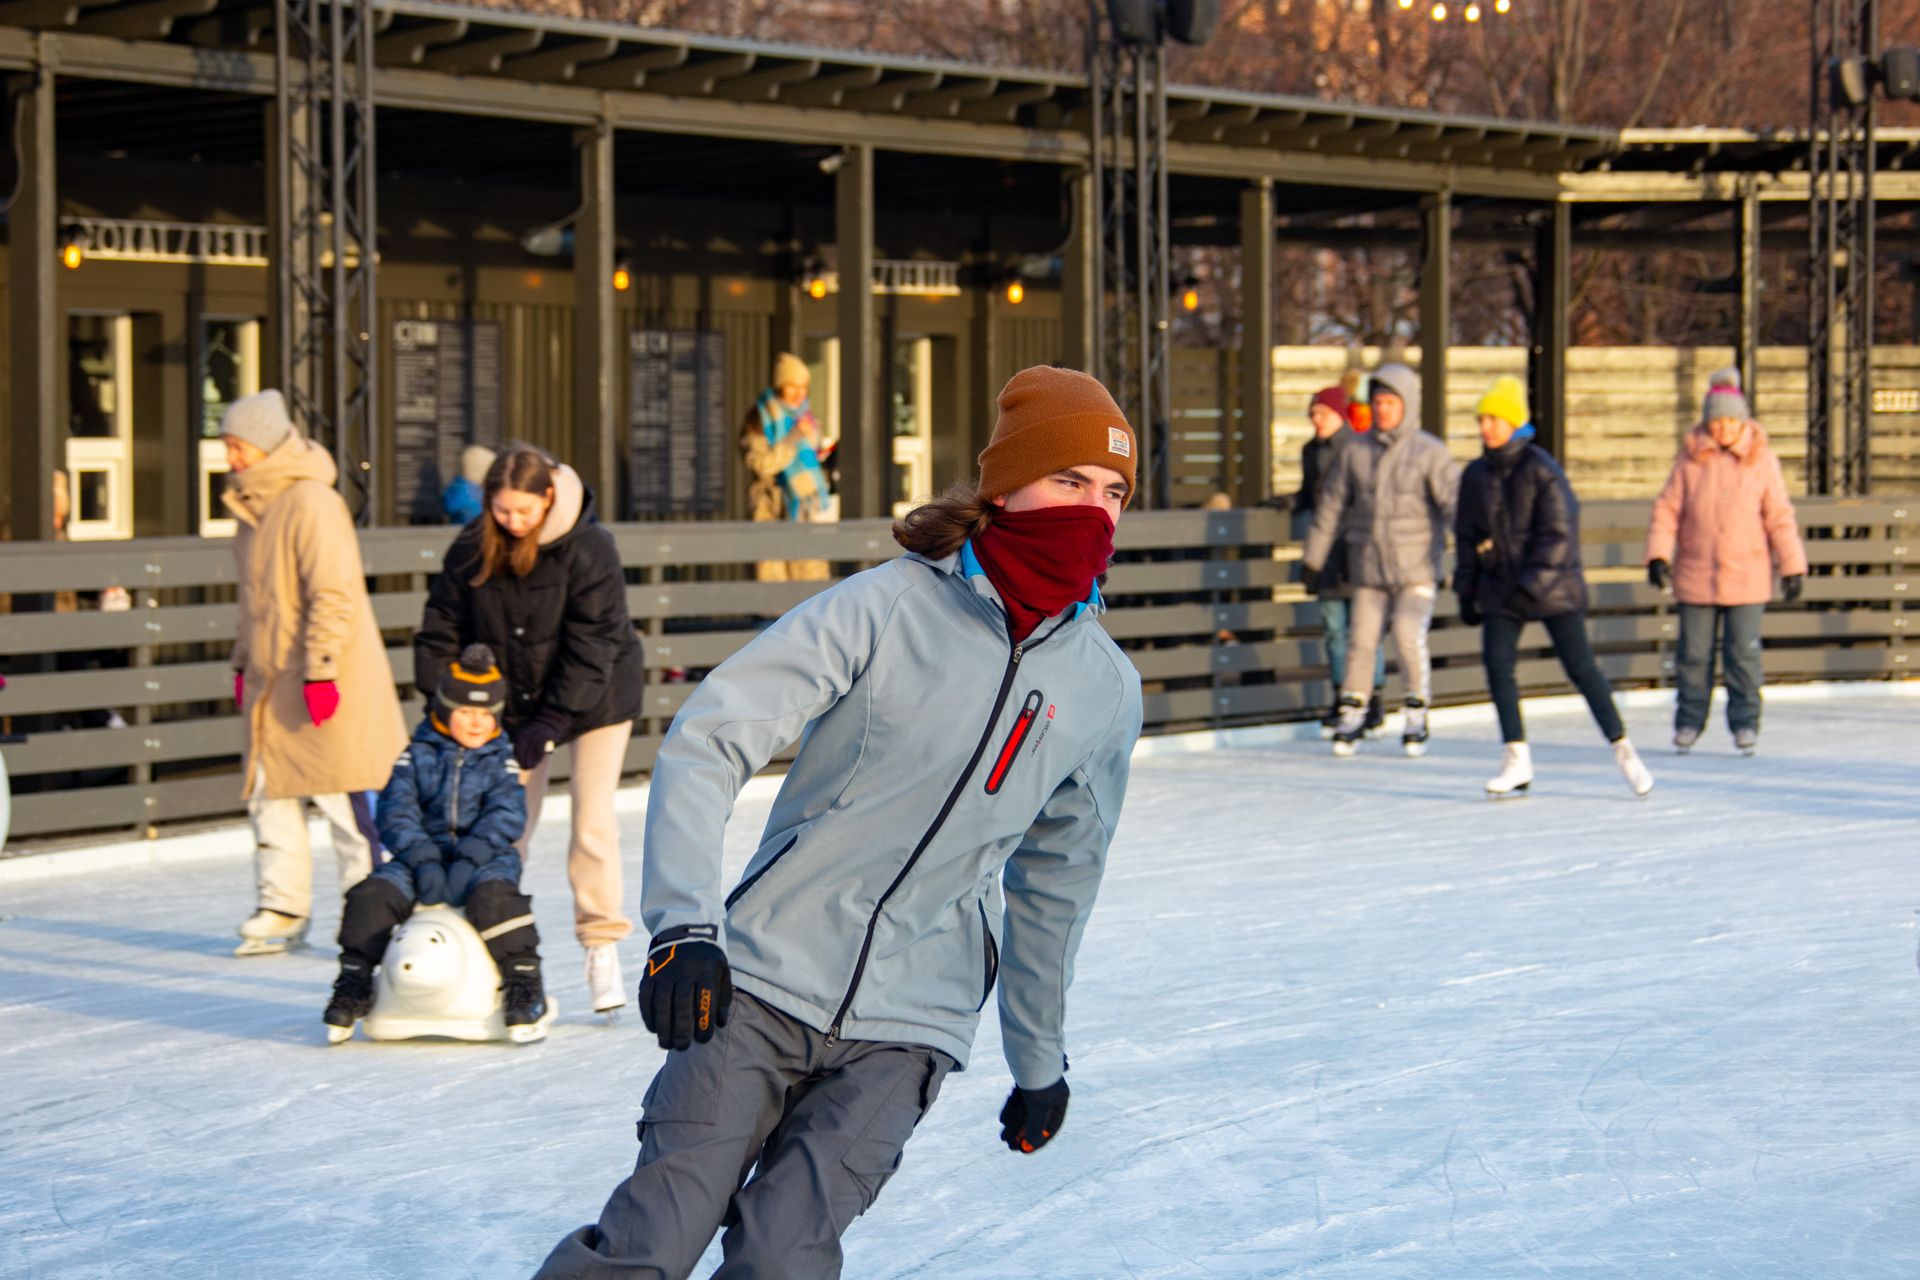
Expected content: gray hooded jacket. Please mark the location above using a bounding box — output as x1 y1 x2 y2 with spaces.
1302 362 1462 590
641 545 1143 1089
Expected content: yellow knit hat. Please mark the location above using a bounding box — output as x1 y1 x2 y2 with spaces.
1476 375 1529 429
977 367 1136 506
772 352 810 390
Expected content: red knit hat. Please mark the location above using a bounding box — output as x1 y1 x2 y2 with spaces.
977 367 1137 507
1309 386 1349 418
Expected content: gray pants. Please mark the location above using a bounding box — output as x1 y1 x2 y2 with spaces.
246 765 376 919
535 994 954 1280
1675 603 1766 733
1344 584 1436 704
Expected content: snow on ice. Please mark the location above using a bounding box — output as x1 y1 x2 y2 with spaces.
2 689 1917 1278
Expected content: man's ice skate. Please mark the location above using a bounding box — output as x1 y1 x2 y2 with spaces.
1363 691 1386 737
1485 742 1532 798
1734 727 1759 756
1613 739 1654 796
1330 696 1366 757
1673 725 1700 754
503 960 555 1044
1401 697 1429 758
323 957 375 1044
235 908 309 957
585 943 625 1021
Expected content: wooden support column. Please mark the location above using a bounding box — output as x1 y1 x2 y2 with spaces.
8 69 58 542
1238 178 1274 505
1418 190 1451 440
1529 200 1571 461
1061 166 1097 375
1736 181 1762 414
572 118 617 507
835 144 880 519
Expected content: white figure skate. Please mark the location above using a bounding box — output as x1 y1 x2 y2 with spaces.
235 908 309 957
361 905 556 1045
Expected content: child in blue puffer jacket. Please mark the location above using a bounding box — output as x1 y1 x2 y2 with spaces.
323 643 550 1042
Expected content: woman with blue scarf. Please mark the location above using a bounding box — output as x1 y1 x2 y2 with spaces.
1454 376 1654 800
741 352 833 581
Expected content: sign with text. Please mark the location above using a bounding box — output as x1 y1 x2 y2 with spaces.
393 318 503 523
66 218 268 266
629 328 728 518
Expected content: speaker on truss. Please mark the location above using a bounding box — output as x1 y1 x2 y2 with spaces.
1165 0 1220 44
1107 0 1159 43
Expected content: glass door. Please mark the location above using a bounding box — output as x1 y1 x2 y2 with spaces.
64 313 134 541
890 336 933 517
196 318 262 537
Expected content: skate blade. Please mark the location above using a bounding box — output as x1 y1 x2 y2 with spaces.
325 1023 355 1045
509 1004 559 1044
1485 783 1530 799
594 1005 624 1024
234 937 307 957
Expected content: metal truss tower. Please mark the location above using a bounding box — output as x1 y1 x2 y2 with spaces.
1808 0 1876 495
275 0 378 521
1089 6 1172 508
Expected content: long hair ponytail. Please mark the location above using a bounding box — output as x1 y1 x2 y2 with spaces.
890 481 996 560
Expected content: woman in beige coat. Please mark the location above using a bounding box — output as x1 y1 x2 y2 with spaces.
222 391 407 955
741 351 831 582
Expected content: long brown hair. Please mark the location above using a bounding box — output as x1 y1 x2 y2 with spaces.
891 481 996 559
471 446 557 586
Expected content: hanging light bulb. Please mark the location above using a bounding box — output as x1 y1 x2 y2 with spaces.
1430 2 1447 18
1495 0 1510 11
1005 280 1025 305
612 261 632 292
1397 0 1415 10
1465 2 1481 18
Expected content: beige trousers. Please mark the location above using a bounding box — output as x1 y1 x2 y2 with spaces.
247 765 376 919
1344 584 1436 704
517 719 635 948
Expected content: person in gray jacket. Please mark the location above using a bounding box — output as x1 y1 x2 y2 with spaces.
1302 361 1461 758
535 366 1145 1280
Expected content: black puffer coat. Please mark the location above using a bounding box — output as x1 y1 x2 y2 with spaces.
415 466 644 741
1453 436 1589 621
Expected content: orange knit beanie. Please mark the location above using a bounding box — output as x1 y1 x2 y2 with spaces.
976 367 1137 506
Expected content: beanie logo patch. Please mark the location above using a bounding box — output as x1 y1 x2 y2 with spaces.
1107 427 1132 458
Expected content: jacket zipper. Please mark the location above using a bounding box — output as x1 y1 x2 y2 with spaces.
725 834 799 910
449 748 466 836
984 690 1045 795
824 618 1067 1046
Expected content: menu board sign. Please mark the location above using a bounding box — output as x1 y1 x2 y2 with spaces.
393 318 503 523
629 328 727 518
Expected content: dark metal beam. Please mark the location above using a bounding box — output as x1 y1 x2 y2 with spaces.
1239 178 1274 506
8 68 58 542
1419 190 1451 439
835 143 879 519
572 118 617 508
1530 201 1570 461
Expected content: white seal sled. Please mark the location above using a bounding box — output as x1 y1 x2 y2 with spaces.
351 905 556 1044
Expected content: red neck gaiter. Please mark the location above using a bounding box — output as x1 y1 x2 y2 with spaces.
971 506 1115 643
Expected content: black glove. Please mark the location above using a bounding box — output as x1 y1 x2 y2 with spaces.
1783 574 1804 603
413 860 449 906
639 925 733 1051
1648 559 1672 591
1301 565 1321 596
513 707 573 773
999 1078 1071 1154
1458 597 1482 627
443 858 479 905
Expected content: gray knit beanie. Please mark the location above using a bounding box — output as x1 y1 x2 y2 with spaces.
1702 368 1750 422
220 389 295 454
1368 361 1422 430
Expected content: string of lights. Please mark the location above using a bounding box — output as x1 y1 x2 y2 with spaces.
1396 0 1510 20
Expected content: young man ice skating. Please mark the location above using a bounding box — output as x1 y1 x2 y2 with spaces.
535 366 1144 1280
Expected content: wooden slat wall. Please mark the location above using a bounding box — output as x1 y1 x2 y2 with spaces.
1 499 1911 843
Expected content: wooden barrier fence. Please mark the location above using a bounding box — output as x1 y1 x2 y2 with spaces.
0 498 1912 844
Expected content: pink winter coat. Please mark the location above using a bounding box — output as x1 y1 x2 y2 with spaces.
1645 420 1808 607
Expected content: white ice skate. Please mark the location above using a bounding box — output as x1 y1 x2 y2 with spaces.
585 943 625 1020
235 908 309 957
1734 727 1759 756
1330 697 1366 758
361 906 556 1044
1613 739 1654 796
1485 742 1532 798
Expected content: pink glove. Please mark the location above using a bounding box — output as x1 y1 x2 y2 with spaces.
303 680 340 727
234 671 245 708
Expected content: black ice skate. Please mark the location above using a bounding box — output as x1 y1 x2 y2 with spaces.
1331 696 1367 758
502 960 555 1044
324 957 375 1044
1402 697 1430 758
1363 691 1386 737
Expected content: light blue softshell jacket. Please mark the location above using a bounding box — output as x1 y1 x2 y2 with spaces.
641 545 1143 1088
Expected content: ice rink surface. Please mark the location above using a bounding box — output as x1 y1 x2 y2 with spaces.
3 690 1918 1279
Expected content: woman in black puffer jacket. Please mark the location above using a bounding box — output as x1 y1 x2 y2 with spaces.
416 446 644 1016
1454 377 1651 799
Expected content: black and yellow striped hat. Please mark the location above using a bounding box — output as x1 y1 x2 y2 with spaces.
437 643 506 718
